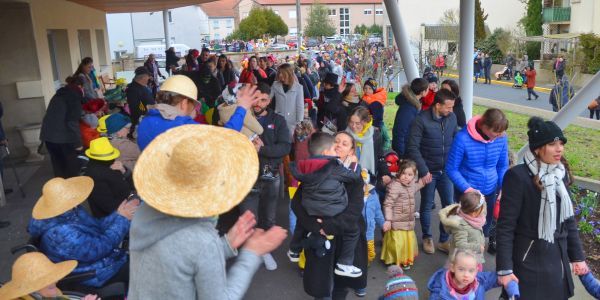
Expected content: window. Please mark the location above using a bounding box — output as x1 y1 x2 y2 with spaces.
226 19 233 28
375 9 383 15
328 9 336 16
274 10 279 15
339 8 349 36
213 19 220 29
168 11 173 23
386 25 393 46
289 10 297 19
363 9 372 15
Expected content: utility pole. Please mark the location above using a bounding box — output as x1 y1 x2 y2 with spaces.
163 10 171 49
296 0 302 56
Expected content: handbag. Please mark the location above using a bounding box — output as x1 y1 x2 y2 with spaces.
588 99 599 110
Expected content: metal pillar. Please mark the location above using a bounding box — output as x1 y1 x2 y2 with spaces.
459 0 475 120
517 71 600 159
296 0 302 57
163 10 171 48
383 0 419 81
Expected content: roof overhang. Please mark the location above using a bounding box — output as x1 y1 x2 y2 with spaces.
518 33 580 43
66 0 217 13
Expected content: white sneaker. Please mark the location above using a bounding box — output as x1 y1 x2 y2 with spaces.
334 263 362 278
263 253 277 271
414 212 420 219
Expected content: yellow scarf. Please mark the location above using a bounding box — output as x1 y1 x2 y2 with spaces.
357 120 373 140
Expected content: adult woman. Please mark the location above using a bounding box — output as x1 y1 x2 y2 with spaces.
270 63 304 136
165 47 180 75
291 131 368 299
440 79 467 128
239 56 267 84
589 95 600 120
344 107 391 189
73 57 99 102
40 76 84 178
496 117 587 299
446 108 509 252
28 177 138 288
144 54 165 97
217 54 237 87
340 83 365 116
524 65 539 100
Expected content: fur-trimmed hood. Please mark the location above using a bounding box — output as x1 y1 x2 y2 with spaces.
439 203 462 230
397 84 422 110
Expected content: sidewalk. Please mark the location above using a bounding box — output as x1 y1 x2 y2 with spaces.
445 73 553 93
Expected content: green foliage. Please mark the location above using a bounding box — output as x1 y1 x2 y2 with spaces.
235 7 288 40
369 24 383 35
579 220 595 234
578 33 600 74
477 28 512 64
475 0 488 43
353 24 383 36
521 0 543 59
305 2 336 38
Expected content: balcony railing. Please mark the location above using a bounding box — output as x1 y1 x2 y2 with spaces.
543 7 571 23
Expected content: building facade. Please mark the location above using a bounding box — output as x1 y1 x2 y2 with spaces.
200 0 236 41
234 0 385 38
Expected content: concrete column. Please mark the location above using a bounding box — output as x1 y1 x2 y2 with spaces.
383 0 419 81
459 0 475 120
517 71 600 159
163 10 171 48
296 0 302 56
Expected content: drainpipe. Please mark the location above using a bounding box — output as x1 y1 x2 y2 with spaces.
296 0 302 56
163 9 171 48
459 0 475 120
383 0 418 81
517 71 600 160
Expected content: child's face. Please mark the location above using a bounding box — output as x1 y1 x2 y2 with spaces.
399 167 415 185
363 86 374 95
450 254 478 289
322 144 337 156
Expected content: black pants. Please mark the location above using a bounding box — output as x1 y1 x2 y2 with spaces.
239 176 280 230
527 88 539 99
290 221 359 266
590 109 600 120
45 142 81 178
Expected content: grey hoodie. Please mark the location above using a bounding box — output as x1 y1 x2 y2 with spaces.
128 203 262 300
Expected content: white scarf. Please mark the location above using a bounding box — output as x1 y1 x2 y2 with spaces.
523 150 574 243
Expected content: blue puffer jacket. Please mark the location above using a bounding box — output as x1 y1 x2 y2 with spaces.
392 85 421 157
362 189 385 241
427 268 499 300
446 116 509 195
28 207 130 287
580 272 600 299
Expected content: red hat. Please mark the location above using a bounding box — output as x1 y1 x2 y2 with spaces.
191 49 200 58
267 55 276 63
385 152 400 173
82 99 106 113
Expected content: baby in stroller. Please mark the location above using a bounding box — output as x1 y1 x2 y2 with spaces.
512 71 524 88
495 66 511 81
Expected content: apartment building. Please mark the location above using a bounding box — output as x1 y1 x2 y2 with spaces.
234 0 385 37
200 0 236 41
543 0 600 35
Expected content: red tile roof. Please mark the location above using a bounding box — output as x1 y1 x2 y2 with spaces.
200 0 237 17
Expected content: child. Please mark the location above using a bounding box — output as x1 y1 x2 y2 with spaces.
378 265 419 300
580 270 600 299
217 83 263 139
381 159 426 270
288 132 363 278
439 192 486 264
105 113 141 171
513 71 524 88
427 249 501 299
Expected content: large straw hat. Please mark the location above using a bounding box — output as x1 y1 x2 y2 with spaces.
160 75 197 100
133 124 259 218
0 252 77 300
32 177 94 220
85 137 120 161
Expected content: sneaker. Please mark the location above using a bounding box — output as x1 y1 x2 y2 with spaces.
263 253 277 271
414 212 420 219
437 241 450 254
287 250 300 262
423 238 435 254
354 288 367 297
401 264 411 271
334 264 362 278
535 95 539 100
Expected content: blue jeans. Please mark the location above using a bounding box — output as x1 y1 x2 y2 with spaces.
420 172 454 242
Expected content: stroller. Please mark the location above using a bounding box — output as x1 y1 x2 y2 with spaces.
512 71 524 89
495 66 511 81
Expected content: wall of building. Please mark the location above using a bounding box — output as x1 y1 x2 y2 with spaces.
208 17 235 40
570 0 600 34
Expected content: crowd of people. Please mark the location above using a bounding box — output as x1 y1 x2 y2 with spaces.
1 43 600 300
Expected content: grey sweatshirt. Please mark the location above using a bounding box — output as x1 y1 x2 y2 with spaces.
128 203 262 300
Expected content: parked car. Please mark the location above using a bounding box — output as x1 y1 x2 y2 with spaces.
268 43 290 51
324 36 343 45
368 34 382 45
287 39 298 49
306 38 319 48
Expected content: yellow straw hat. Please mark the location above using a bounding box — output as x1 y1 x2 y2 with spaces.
133 124 259 218
160 75 197 101
85 137 120 161
0 252 77 300
32 177 94 220
97 114 111 133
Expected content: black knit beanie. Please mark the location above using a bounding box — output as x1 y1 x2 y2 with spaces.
364 78 377 92
527 117 567 151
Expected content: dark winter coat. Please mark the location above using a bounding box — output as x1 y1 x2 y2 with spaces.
407 109 457 177
165 49 180 70
28 207 129 288
392 85 422 157
496 164 585 299
125 80 155 127
290 157 361 217
219 67 237 87
453 96 467 128
265 67 277 86
40 86 84 147
256 108 291 171
84 160 134 218
318 88 347 131
291 168 367 297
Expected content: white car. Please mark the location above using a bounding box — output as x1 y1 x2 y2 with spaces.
268 43 290 51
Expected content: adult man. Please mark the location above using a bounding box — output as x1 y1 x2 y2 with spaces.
126 67 155 138
196 47 210 69
240 82 291 271
407 89 458 254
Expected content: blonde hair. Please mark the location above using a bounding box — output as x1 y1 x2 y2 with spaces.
450 248 481 265
277 63 296 86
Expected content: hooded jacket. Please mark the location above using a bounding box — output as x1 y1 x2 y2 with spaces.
28 207 129 288
40 86 83 147
446 116 509 195
439 204 486 263
362 189 384 241
392 85 421 157
427 268 498 300
362 88 387 128
128 204 262 299
290 157 361 217
84 159 134 218
384 179 425 231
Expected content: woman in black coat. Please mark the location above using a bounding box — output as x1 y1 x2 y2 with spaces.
496 117 587 299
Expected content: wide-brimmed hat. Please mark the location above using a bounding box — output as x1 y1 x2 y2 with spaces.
85 137 120 161
133 124 259 218
160 75 198 101
97 114 111 133
0 252 77 300
32 177 94 219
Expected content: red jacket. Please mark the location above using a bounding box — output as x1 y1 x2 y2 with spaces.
422 89 436 111
435 56 445 68
524 69 536 88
